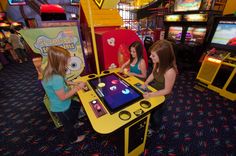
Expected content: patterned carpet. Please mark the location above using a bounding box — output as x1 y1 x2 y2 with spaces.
0 61 235 156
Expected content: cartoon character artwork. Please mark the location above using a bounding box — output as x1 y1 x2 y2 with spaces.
107 37 115 47
20 26 85 81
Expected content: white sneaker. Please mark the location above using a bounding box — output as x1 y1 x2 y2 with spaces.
74 121 84 128
147 128 155 137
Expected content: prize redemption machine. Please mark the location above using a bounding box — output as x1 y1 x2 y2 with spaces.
196 16 236 101
164 0 226 70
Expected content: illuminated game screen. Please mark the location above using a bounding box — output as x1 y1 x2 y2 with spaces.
168 26 183 41
183 14 208 22
164 15 182 22
0 12 6 21
8 0 26 5
88 73 143 114
2 30 10 38
185 27 206 44
212 21 236 46
174 0 202 12
71 0 80 5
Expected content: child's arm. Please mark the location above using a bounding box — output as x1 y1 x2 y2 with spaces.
55 86 80 101
119 60 130 73
56 81 86 101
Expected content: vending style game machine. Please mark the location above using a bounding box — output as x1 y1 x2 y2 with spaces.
196 16 236 101
163 0 226 70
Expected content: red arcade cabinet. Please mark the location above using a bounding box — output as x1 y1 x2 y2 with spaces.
80 0 148 73
95 28 148 70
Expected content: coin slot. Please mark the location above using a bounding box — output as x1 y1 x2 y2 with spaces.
119 110 131 121
103 70 110 74
88 74 96 78
140 100 151 109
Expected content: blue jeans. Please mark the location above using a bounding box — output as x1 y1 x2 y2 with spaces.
150 103 165 131
150 95 171 131
54 100 81 142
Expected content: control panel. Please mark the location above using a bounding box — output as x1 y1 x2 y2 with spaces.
75 68 165 134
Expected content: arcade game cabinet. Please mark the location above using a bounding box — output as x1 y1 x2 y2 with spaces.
95 28 148 70
196 16 236 101
164 0 226 70
76 68 165 156
80 0 148 73
40 4 66 21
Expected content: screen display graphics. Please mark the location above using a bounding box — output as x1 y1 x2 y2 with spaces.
88 73 143 114
183 14 208 22
174 0 202 12
211 21 236 46
164 15 182 22
71 0 80 5
168 26 183 41
8 0 26 5
185 27 207 44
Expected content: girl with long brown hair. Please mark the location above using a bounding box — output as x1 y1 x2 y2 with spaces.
141 40 178 133
120 41 147 80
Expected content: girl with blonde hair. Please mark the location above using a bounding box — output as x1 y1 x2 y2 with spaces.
42 46 86 144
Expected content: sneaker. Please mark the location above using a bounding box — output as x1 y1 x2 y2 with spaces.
147 128 155 137
70 135 86 144
74 121 84 128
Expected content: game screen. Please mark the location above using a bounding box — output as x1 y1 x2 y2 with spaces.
71 0 80 5
211 21 236 46
168 26 183 41
174 0 202 12
185 27 206 44
164 15 182 22
8 0 26 5
201 0 213 10
2 30 10 38
88 73 143 114
183 14 208 22
0 12 6 21
0 32 4 39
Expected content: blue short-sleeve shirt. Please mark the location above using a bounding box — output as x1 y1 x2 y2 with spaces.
42 74 70 112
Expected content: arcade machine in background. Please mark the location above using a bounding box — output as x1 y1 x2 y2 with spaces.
0 22 10 65
164 0 227 71
196 16 236 101
31 4 68 80
80 0 148 73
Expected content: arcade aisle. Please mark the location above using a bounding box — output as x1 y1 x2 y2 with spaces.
0 61 235 155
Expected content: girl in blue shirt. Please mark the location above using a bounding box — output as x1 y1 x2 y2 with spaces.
42 46 86 144
120 41 147 80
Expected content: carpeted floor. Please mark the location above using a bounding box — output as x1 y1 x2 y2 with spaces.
0 61 235 156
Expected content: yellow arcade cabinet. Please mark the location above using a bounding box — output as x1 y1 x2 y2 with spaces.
76 68 165 156
196 16 236 101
